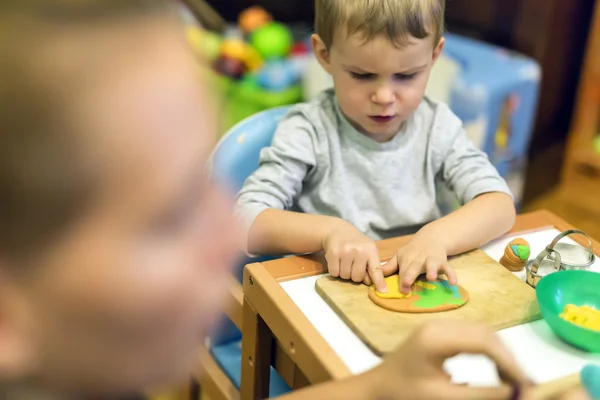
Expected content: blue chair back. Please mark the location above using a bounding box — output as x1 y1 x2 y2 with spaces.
211 106 291 193
209 106 291 346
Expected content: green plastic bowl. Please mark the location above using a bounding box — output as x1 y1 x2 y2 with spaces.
536 270 600 352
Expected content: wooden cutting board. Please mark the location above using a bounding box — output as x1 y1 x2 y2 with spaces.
315 249 541 355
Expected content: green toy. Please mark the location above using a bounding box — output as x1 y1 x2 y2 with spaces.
250 22 293 60
536 270 600 353
186 26 223 62
205 68 302 134
594 135 600 154
200 31 223 62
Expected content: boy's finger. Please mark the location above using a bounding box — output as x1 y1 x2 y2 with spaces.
339 256 352 279
400 261 422 294
442 262 457 285
351 254 368 283
366 256 398 285
425 258 439 281
381 255 399 276
368 255 387 293
397 256 410 290
326 252 340 277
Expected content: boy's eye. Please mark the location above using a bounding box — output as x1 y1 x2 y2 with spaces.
350 71 375 81
394 72 418 81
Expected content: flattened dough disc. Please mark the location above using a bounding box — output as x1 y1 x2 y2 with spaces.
368 275 469 313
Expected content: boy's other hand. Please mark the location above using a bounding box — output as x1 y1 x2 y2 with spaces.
384 232 457 294
322 222 387 293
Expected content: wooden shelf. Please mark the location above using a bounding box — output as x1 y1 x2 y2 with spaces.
571 147 600 172
562 0 600 184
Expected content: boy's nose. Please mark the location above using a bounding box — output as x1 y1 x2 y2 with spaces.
371 87 395 105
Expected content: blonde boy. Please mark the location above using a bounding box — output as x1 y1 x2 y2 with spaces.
236 0 516 293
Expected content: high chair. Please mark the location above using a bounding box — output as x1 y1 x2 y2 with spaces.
197 106 293 400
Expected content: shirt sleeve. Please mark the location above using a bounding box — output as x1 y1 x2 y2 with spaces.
235 110 317 233
433 105 513 205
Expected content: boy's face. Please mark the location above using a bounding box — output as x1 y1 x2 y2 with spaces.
312 32 444 142
0 17 239 395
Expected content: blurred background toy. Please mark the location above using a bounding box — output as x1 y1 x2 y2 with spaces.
217 38 263 76
238 5 272 34
250 22 294 60
183 4 306 133
257 60 298 91
212 55 246 80
187 26 223 62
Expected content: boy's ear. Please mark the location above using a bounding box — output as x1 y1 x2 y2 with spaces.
432 37 445 64
311 34 332 74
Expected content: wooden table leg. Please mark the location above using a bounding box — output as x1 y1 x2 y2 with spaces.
241 298 272 400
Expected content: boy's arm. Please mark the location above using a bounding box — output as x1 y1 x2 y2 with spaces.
248 209 347 255
429 107 516 255
418 192 515 256
236 111 334 255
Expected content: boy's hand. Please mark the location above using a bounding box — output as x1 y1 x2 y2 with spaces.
322 222 387 293
384 232 457 294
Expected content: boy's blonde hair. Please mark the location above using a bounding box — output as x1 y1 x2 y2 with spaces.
315 0 445 49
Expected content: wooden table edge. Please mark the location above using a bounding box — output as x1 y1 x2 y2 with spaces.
244 209 600 391
243 263 352 385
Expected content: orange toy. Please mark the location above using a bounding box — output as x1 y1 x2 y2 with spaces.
500 238 531 272
220 39 263 72
238 6 272 34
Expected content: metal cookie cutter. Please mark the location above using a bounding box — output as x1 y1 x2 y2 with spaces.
545 229 595 271
526 247 561 288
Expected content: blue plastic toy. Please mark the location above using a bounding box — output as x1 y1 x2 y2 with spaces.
256 59 299 91
582 364 600 399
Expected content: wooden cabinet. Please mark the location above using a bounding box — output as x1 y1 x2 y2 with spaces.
563 1 600 183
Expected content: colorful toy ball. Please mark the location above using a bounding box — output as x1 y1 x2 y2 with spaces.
291 41 310 56
257 60 298 91
219 39 263 72
212 56 247 80
250 22 293 60
238 6 272 34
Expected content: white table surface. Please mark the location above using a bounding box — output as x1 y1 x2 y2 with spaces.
280 229 600 385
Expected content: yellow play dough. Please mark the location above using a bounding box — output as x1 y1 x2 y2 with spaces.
372 276 438 299
560 304 600 331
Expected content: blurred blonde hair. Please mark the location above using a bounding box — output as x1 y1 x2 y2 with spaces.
314 0 445 49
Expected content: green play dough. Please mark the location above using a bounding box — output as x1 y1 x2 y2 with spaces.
412 281 466 309
510 244 530 260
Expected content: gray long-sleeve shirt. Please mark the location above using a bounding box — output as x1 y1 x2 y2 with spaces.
236 89 512 240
